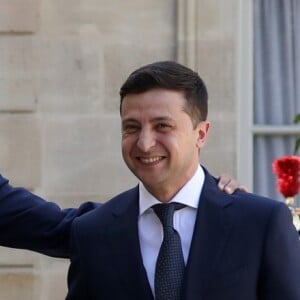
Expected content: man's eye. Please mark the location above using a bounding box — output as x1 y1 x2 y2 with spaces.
123 125 139 133
157 123 171 130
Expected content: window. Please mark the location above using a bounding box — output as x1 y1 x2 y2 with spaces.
237 0 300 203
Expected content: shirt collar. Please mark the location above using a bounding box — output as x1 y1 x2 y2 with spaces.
139 165 205 216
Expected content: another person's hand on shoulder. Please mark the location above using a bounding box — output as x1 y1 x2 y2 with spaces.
218 174 248 194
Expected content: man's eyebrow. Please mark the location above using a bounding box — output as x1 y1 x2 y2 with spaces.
122 116 174 123
121 118 139 124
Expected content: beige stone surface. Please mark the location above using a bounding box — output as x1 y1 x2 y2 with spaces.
0 115 41 188
0 0 38 33
0 79 37 112
0 248 39 265
36 259 69 300
0 36 36 112
193 1 238 176
198 39 236 175
0 268 37 300
35 33 102 113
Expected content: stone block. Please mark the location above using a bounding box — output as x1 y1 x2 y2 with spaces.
201 112 236 177
195 0 237 40
0 0 38 33
39 0 82 34
0 247 39 265
0 79 37 112
0 115 41 188
36 260 69 300
103 42 175 111
0 36 36 112
41 114 136 199
0 268 37 300
77 1 176 112
195 39 237 176
196 39 236 114
82 0 175 43
35 32 102 113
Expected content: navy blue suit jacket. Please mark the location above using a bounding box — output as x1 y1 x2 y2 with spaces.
66 170 300 300
0 175 99 258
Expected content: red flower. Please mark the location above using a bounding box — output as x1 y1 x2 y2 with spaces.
272 155 300 198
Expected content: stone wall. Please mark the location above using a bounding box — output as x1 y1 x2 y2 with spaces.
0 0 239 298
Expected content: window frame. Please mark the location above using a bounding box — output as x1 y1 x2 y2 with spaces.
236 0 300 193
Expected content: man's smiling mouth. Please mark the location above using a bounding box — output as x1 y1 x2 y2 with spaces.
138 156 165 164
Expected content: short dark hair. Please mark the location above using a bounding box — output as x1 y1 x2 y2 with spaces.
119 61 208 125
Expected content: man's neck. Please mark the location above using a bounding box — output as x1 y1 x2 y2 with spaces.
142 167 200 203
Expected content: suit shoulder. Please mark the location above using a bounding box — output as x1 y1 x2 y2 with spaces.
226 191 294 232
232 190 284 211
72 186 138 228
202 169 283 214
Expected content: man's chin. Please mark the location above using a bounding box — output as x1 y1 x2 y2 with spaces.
137 175 163 189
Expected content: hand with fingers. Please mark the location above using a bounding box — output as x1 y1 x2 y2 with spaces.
218 174 248 194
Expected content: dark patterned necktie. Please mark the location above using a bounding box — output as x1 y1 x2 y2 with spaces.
152 203 185 300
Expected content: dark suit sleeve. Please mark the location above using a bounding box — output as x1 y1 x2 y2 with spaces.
0 174 99 258
259 202 300 299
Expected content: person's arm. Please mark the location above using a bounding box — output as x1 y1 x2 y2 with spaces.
0 174 98 258
259 202 300 299
0 173 244 258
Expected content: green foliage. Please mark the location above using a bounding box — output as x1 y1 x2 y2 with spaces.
294 113 300 155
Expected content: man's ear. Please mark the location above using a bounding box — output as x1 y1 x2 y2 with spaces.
196 121 210 149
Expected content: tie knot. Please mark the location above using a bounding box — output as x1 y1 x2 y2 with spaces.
152 203 185 228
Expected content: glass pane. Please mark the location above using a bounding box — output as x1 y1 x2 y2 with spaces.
253 0 300 126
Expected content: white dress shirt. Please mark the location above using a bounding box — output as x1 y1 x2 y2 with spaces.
138 165 205 295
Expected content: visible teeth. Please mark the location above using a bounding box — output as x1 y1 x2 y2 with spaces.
139 157 162 164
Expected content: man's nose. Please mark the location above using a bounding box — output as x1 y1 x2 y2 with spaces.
137 129 156 152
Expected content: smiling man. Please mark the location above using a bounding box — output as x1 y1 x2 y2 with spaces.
66 61 300 300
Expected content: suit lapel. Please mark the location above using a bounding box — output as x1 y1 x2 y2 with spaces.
107 187 154 300
182 172 233 300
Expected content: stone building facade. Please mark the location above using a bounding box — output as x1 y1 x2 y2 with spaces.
0 0 242 298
